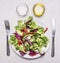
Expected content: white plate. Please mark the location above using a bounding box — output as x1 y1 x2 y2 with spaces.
10 19 50 59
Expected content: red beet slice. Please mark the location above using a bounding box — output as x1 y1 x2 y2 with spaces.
29 50 38 56
19 51 26 56
13 33 22 39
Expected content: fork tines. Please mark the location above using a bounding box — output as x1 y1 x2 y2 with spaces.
4 20 10 30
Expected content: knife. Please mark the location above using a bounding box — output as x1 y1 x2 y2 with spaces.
51 18 56 57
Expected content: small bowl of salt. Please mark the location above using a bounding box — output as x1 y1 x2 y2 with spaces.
16 3 29 17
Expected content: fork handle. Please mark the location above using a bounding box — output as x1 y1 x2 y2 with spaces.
7 34 10 56
51 36 55 57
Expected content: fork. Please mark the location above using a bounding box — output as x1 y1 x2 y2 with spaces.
4 20 10 56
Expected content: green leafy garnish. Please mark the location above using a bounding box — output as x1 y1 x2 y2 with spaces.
9 16 49 54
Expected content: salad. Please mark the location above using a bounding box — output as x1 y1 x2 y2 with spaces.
9 16 48 56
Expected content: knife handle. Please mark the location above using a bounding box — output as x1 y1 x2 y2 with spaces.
7 34 10 56
51 36 55 57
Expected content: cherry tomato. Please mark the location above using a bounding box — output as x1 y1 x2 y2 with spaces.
21 28 28 34
18 39 23 45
